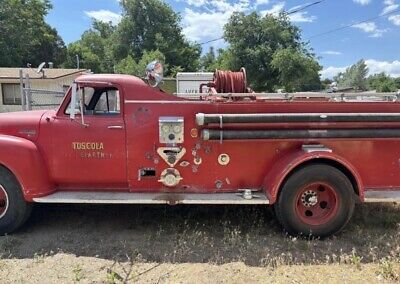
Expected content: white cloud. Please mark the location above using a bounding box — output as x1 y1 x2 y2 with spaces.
352 22 387 37
186 0 208 7
261 2 285 16
260 2 316 22
320 66 348 79
321 51 342 55
365 59 400 77
353 0 372 5
182 0 251 42
321 60 400 79
255 0 270 6
388 14 400 25
381 0 399 17
182 8 230 41
289 11 316 23
84 10 122 25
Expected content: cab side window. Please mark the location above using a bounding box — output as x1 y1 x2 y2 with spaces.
65 87 121 116
85 88 121 115
93 90 120 114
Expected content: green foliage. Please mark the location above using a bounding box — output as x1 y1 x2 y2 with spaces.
321 78 333 90
62 21 115 73
394 77 400 90
114 50 166 78
113 55 137 76
334 60 369 91
367 73 398 92
201 47 216 72
271 48 322 92
0 0 66 67
221 12 321 92
112 0 200 75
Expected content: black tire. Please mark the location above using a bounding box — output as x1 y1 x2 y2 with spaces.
275 164 355 238
0 167 32 235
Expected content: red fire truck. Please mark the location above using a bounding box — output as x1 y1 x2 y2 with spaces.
0 63 399 237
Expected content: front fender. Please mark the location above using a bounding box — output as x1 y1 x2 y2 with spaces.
0 135 52 201
262 149 364 204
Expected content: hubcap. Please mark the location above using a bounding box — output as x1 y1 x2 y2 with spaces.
295 182 338 226
0 185 9 219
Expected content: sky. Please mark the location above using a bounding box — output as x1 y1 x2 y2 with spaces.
45 0 400 79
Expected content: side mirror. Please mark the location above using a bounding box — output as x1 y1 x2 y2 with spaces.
145 61 163 87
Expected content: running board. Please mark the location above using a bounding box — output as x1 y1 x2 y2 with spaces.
32 192 270 205
364 190 400 202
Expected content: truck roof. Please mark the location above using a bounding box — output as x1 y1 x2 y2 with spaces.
76 74 148 88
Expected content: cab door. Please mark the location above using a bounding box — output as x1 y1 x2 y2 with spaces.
51 86 128 189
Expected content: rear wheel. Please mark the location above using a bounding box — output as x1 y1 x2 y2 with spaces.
0 167 32 235
275 164 355 238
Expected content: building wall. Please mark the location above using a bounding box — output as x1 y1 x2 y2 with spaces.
0 73 80 113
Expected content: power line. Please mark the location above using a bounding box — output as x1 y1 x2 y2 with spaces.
199 0 327 45
200 37 224 45
306 7 400 40
287 1 325 15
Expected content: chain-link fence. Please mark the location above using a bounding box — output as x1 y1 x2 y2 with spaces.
19 71 67 111
26 88 65 110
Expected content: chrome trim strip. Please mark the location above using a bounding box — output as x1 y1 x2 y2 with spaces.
33 192 270 205
302 145 332 153
364 190 400 202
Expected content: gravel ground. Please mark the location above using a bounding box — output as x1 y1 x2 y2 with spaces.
0 202 399 283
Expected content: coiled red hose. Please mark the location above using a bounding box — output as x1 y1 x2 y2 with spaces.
200 68 249 94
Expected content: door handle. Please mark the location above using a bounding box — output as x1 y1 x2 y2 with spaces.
108 125 124 130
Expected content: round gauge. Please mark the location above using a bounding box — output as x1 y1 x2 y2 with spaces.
162 125 170 133
173 125 182 134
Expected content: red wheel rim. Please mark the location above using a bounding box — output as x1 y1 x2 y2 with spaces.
295 182 339 226
0 185 8 219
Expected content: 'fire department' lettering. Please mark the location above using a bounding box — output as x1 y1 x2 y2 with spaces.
72 142 104 150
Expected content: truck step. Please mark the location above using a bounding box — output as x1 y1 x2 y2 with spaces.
32 192 270 205
364 190 400 202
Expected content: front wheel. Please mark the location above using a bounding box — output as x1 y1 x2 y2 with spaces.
275 164 355 238
0 167 32 235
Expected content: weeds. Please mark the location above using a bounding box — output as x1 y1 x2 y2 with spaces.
73 264 84 282
376 259 399 281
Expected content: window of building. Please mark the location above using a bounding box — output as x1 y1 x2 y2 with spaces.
1 83 21 105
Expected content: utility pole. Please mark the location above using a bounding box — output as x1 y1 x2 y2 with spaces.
76 55 80 69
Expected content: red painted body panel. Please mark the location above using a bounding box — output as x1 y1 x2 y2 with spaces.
0 135 52 199
0 74 399 203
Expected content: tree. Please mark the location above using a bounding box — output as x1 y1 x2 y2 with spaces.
0 0 66 67
367 73 397 92
112 0 201 75
62 21 115 73
271 48 322 92
321 78 333 90
222 12 321 91
334 60 369 91
395 77 400 90
201 47 216 72
114 50 166 77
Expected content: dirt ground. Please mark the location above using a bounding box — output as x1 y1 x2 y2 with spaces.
0 202 399 283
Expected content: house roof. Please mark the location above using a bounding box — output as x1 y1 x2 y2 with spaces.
0 68 88 80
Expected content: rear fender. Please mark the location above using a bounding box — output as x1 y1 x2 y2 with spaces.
262 149 364 204
0 135 52 201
